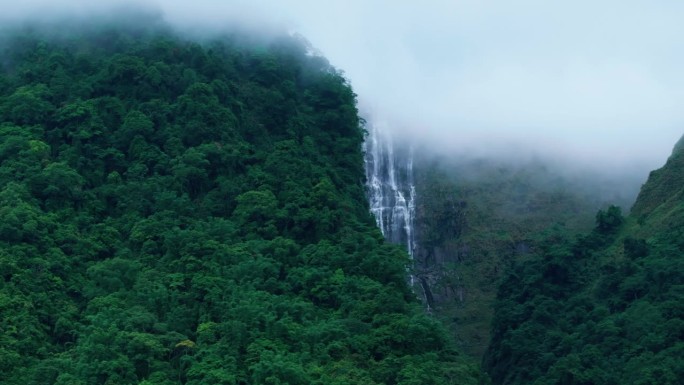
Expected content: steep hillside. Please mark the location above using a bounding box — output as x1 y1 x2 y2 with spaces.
412 157 618 357
631 135 684 235
483 138 684 385
0 17 481 385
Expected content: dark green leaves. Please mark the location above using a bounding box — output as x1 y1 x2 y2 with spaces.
0 17 480 385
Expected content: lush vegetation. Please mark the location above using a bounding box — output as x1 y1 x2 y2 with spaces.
483 143 684 385
412 157 619 357
0 17 481 385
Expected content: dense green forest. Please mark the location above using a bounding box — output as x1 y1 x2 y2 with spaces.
3 10 682 385
412 156 631 357
483 140 684 384
0 16 481 385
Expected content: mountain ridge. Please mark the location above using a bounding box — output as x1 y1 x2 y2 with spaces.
631 134 684 230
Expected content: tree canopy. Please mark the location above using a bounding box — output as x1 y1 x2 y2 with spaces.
484 148 684 385
0 17 481 385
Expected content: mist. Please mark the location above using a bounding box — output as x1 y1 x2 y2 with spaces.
4 0 683 174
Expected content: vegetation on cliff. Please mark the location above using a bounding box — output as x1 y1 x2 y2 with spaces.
412 156 623 357
0 16 480 385
484 141 684 385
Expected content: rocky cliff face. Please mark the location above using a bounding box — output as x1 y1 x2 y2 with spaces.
364 120 416 253
364 121 447 309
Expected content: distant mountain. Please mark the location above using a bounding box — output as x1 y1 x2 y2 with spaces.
484 136 684 385
407 154 624 358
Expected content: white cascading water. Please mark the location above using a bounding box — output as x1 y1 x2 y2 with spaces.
364 120 430 309
364 121 415 254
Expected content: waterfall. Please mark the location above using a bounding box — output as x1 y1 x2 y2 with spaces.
364 121 415 253
364 120 430 309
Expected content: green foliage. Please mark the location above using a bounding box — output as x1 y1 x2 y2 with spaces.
0 17 480 384
484 146 684 384
595 205 624 234
631 137 684 220
413 158 604 357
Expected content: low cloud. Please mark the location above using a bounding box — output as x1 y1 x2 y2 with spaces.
277 1 684 173
4 0 683 173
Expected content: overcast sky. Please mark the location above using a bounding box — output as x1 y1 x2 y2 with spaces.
5 0 684 171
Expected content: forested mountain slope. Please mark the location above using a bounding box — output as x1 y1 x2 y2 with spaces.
631 135 684 231
483 138 684 385
0 16 481 385
411 156 626 357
